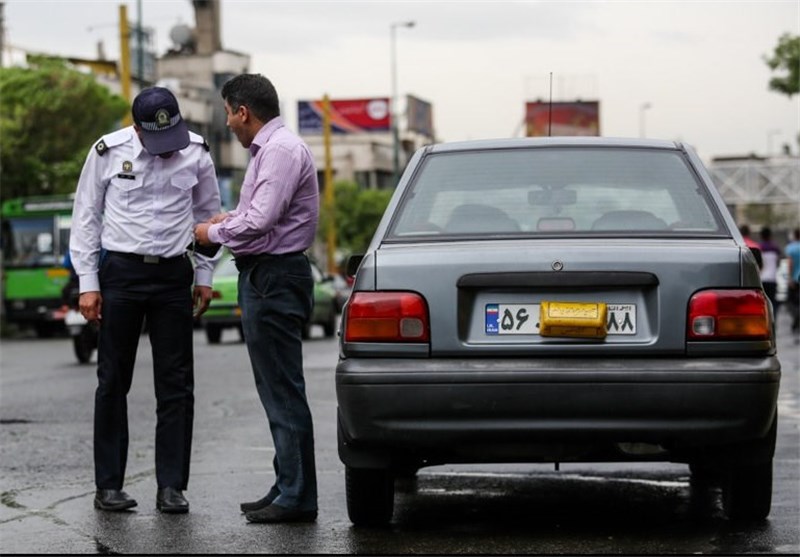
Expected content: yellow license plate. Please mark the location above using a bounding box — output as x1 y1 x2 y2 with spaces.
539 301 608 338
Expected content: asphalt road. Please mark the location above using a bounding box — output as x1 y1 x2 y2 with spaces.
1 312 798 554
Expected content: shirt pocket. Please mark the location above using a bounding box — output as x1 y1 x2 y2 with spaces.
170 170 198 191
109 175 145 210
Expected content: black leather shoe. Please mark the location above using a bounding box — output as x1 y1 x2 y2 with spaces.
94 489 137 511
156 487 189 514
245 503 317 524
240 492 277 513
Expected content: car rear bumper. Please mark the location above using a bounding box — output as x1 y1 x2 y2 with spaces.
336 356 780 466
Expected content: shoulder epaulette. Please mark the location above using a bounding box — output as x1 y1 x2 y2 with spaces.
189 131 210 152
94 128 131 156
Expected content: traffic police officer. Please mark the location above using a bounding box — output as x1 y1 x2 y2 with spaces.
70 86 221 514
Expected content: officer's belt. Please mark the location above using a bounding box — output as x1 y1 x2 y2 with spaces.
107 251 188 264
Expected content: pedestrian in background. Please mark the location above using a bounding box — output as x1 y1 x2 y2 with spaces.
759 225 782 319
194 74 320 523
70 87 221 514
785 227 800 337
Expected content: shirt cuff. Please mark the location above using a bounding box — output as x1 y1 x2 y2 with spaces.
194 268 214 288
79 274 100 293
207 223 222 245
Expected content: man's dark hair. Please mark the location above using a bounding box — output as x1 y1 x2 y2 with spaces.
739 224 751 237
760 226 772 241
221 74 280 123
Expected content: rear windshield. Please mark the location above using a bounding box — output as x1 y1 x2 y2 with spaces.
387 147 725 239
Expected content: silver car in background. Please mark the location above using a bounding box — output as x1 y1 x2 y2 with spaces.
336 138 780 526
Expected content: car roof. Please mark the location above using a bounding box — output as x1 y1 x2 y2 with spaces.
427 137 681 153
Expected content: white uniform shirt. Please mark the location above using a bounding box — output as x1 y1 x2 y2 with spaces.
70 127 221 293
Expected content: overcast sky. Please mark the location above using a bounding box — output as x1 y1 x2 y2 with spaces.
3 0 799 162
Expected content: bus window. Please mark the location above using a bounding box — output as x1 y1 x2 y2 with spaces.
4 217 57 267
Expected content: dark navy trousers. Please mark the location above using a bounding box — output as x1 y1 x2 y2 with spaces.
94 252 195 490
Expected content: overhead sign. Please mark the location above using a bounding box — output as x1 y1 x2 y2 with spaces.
298 98 390 134
406 95 434 138
525 101 600 137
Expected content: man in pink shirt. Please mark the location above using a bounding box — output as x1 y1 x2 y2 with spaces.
195 74 319 523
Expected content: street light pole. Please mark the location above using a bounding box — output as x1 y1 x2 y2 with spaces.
639 102 652 138
391 20 415 186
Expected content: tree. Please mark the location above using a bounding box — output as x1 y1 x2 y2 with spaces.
764 33 799 97
318 180 394 266
0 58 129 203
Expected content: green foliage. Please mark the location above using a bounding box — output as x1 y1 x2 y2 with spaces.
764 33 800 98
318 180 394 261
0 59 129 203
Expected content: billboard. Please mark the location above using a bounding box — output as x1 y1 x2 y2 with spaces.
525 101 600 137
406 95 434 138
298 98 390 134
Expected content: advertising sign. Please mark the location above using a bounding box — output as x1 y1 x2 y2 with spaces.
298 98 390 134
406 95 434 138
525 101 600 137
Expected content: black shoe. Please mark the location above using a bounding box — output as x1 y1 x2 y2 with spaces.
240 492 277 513
156 487 189 514
94 489 137 511
245 503 317 524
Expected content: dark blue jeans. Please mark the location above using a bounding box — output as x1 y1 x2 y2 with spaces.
237 253 317 511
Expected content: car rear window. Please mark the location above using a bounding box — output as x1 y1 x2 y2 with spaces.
387 147 725 239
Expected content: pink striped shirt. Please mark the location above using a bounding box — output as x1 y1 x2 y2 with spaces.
208 117 319 255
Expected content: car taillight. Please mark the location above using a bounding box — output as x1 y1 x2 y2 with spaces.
344 292 429 343
687 289 770 340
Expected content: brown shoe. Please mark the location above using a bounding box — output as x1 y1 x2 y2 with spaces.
245 503 317 523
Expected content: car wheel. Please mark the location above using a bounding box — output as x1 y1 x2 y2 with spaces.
205 324 222 344
722 459 773 522
345 466 394 526
237 323 245 343
323 309 337 338
72 328 94 364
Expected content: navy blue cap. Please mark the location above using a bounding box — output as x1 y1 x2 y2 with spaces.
131 87 190 155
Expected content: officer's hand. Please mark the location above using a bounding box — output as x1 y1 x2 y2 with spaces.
194 223 212 246
193 285 213 317
79 291 102 322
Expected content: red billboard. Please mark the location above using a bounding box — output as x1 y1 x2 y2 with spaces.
298 98 390 134
525 101 600 137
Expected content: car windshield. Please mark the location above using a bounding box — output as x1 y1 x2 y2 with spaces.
387 147 725 239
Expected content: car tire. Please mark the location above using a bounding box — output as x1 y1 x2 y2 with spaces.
205 324 222 344
72 328 95 364
689 462 722 487
722 459 773 522
237 324 245 343
345 466 394 527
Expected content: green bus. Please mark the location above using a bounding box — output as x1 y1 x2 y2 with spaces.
1 195 74 336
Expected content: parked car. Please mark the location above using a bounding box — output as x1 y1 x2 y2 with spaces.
336 137 780 526
330 273 353 313
203 252 338 344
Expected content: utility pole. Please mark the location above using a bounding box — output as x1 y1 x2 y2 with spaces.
119 4 132 125
322 95 337 275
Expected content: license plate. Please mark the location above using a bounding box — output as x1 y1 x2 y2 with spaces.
485 303 637 335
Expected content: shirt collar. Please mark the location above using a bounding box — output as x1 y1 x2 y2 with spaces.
131 127 146 159
249 116 284 156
